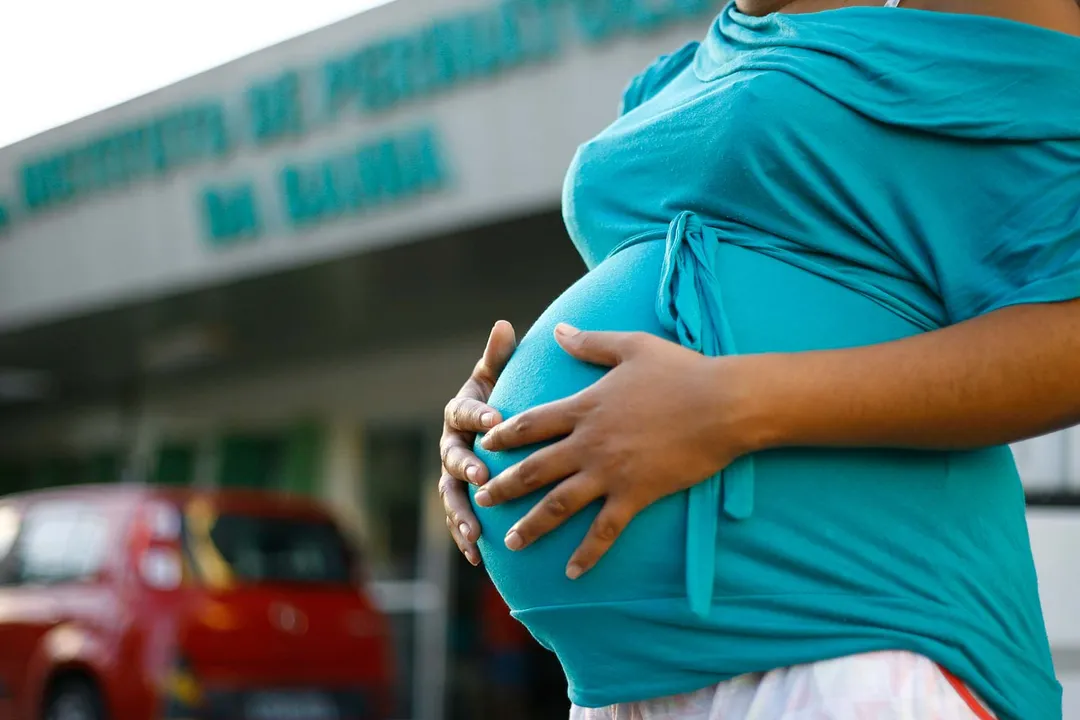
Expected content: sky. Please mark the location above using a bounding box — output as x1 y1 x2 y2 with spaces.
0 0 393 149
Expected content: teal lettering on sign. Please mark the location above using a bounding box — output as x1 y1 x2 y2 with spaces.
519 0 562 60
20 103 230 214
318 0 719 120
573 0 618 42
203 183 261 246
7 0 720 239
248 71 305 144
571 0 713 43
320 0 569 120
281 125 447 228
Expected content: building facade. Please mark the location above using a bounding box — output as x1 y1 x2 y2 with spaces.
0 0 1078 717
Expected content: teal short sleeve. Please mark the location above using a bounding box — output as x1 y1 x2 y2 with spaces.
618 42 699 116
939 158 1080 322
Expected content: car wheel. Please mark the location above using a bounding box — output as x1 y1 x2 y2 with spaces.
43 678 104 720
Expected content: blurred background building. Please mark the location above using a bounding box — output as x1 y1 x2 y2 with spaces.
0 0 1077 718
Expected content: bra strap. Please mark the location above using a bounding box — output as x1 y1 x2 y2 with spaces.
884 0 902 6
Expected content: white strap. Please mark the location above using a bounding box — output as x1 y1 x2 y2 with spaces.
884 0 902 6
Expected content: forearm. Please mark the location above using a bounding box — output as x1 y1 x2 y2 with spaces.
733 299 1080 453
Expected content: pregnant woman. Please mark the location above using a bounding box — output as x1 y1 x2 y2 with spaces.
438 1 1080 717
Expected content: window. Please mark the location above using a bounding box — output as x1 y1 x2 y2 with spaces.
16 504 110 584
0 506 19 563
196 513 353 585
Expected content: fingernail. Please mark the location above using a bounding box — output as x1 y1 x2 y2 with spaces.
466 551 480 567
475 490 492 507
504 531 524 551
555 323 578 337
459 523 471 540
480 433 494 450
481 412 496 428
466 465 479 483
566 563 583 580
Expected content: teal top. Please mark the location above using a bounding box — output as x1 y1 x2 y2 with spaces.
473 5 1080 718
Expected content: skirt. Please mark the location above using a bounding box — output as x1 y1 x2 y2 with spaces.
569 651 996 719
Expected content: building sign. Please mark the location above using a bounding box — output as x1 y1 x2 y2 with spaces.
202 125 448 247
19 105 230 213
1 0 718 248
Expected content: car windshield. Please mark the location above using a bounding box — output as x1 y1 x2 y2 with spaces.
196 512 353 585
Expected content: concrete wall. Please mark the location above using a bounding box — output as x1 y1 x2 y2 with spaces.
1014 431 1080 495
0 0 722 332
1027 510 1080 717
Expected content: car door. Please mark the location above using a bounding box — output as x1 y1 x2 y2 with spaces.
0 502 87 719
0 501 23 720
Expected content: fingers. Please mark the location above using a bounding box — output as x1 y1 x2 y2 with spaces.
440 430 488 485
554 324 640 367
480 397 579 452
444 396 501 434
436 321 518 568
439 473 481 566
474 440 580 507
439 321 517 484
565 501 637 580
446 518 476 565
440 399 498 485
446 320 516 430
501 473 601 554
474 320 518 394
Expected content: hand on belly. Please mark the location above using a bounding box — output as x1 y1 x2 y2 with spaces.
476 323 744 581
457 241 762 612
443 237 927 613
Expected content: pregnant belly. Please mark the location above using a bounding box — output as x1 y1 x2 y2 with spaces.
472 240 926 614
473 241 687 611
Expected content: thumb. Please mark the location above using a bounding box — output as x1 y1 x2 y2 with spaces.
476 321 517 387
554 324 629 367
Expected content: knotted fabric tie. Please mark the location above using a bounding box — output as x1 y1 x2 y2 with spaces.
608 211 756 617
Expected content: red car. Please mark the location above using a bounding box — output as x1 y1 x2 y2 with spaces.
0 485 393 720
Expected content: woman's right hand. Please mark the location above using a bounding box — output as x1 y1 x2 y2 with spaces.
439 321 517 566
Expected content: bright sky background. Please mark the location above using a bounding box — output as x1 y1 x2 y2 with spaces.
0 0 393 149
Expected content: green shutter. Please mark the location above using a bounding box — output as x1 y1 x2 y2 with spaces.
217 434 284 490
0 452 119 494
72 451 121 485
0 461 30 496
31 457 80 489
153 444 196 486
280 422 324 497
88 452 121 484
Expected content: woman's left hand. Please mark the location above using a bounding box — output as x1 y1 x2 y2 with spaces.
475 323 759 580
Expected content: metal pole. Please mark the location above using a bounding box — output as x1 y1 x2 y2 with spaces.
412 424 451 720
120 377 156 484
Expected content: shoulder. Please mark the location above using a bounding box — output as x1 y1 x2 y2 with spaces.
619 41 700 116
922 0 1080 36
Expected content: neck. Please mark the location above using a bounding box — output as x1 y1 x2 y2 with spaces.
735 0 895 15
735 0 797 15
